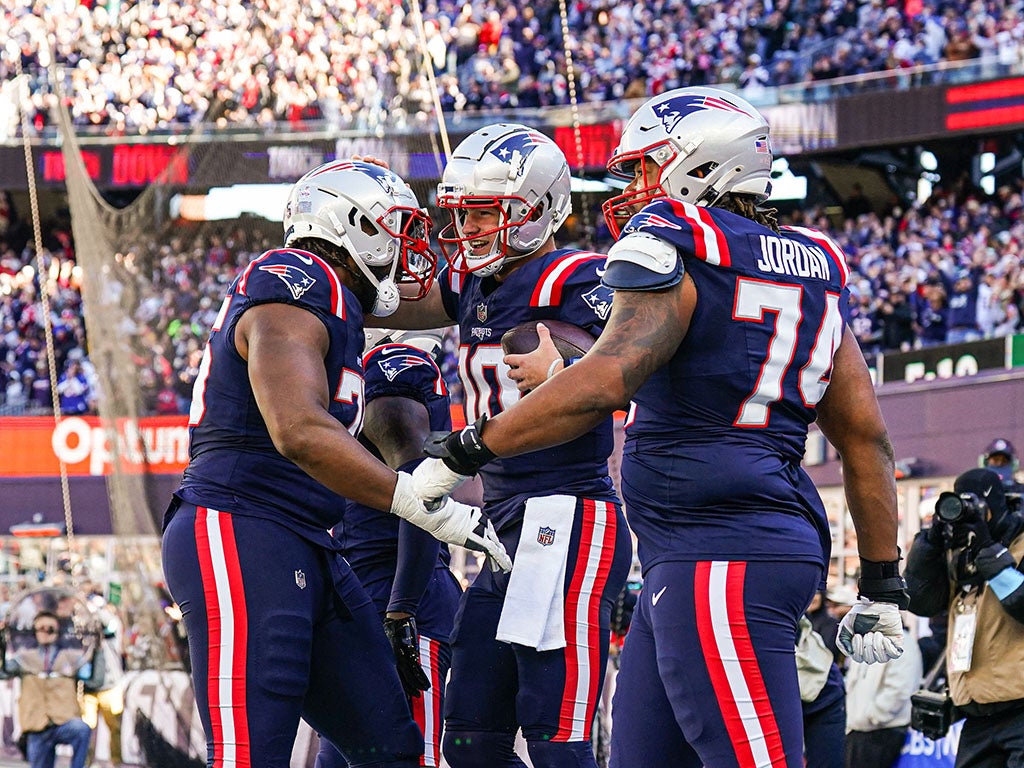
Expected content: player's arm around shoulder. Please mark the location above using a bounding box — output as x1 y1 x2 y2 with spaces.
236 302 397 511
815 326 899 563
483 263 696 458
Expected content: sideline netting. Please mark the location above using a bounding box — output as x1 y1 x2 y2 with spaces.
28 0 592 542
39 15 453 537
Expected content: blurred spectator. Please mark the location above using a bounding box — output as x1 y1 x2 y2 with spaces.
4 0 1024 132
56 359 92 415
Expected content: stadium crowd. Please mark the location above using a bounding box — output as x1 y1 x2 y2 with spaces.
3 0 1024 133
1 175 1023 417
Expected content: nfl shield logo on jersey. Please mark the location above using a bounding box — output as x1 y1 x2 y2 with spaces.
295 570 307 589
476 303 488 322
537 526 556 547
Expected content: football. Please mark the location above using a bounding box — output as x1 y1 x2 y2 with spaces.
500 319 597 358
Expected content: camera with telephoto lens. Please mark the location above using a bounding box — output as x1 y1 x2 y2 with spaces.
934 490 986 525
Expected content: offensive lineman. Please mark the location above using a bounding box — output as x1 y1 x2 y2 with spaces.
412 89 908 768
162 161 508 768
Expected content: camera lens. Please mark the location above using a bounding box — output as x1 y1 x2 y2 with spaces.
935 492 964 523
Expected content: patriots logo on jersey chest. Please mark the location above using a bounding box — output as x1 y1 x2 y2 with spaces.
537 526 556 547
583 284 613 320
260 263 317 300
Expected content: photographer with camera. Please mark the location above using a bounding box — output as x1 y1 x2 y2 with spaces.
905 468 1024 765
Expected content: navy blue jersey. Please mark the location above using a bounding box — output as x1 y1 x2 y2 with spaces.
614 201 853 571
336 342 452 577
438 248 617 524
176 248 366 539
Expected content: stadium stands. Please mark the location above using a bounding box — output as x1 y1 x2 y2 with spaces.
3 0 1022 133
2 177 1023 416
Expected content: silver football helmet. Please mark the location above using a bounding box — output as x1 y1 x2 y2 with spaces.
603 87 773 237
364 327 447 362
283 160 437 317
437 124 572 276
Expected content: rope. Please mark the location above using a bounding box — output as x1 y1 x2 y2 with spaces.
408 0 452 175
556 0 595 249
14 54 77 564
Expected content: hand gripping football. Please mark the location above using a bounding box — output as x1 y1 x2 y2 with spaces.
500 319 596 358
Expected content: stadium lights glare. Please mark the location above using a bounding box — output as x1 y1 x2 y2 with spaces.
768 158 807 201
171 184 293 222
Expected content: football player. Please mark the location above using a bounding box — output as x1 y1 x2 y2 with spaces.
161 161 509 768
413 88 908 768
376 124 631 768
317 329 461 768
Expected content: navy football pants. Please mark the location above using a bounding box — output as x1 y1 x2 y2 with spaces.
443 498 632 768
609 559 821 768
162 503 423 768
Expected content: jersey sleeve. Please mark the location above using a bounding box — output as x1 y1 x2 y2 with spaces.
529 251 613 335
362 343 448 409
234 248 346 320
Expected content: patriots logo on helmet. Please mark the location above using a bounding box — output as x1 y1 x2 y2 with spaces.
489 131 550 176
654 93 756 134
377 351 428 382
306 160 399 194
583 284 614 320
259 263 317 300
623 212 684 234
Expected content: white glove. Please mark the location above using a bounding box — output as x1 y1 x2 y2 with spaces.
410 457 471 507
836 598 905 664
391 472 511 572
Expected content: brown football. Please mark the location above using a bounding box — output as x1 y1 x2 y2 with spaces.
500 319 597 358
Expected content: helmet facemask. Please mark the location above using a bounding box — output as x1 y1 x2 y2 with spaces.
601 87 773 238
282 161 438 317
436 189 548 277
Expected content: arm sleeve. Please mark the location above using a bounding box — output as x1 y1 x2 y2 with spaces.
989 558 1024 624
387 457 442 616
905 530 952 617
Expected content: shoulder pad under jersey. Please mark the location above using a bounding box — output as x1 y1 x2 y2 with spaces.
603 233 684 291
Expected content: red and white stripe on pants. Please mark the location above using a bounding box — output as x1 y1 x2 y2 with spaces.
695 560 787 768
552 499 617 742
195 507 253 768
411 635 444 767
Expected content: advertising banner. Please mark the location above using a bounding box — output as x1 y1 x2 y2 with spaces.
0 416 190 478
879 337 1012 385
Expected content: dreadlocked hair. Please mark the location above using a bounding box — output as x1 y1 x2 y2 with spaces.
288 237 351 268
716 193 780 233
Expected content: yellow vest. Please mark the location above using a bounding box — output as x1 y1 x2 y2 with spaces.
17 675 82 733
948 531 1024 707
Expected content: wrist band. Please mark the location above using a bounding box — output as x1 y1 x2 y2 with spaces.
546 358 561 380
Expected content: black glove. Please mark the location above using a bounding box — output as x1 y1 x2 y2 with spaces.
925 523 945 548
383 615 431 698
424 415 498 476
948 513 994 553
974 542 1016 581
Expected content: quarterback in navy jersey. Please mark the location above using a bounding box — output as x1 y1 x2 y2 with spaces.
413 89 909 768
161 162 508 768
318 333 462 768
377 125 631 768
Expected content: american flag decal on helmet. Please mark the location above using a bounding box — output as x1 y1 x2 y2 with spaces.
754 137 771 154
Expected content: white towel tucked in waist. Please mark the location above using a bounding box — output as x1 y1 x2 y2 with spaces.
495 495 576 651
